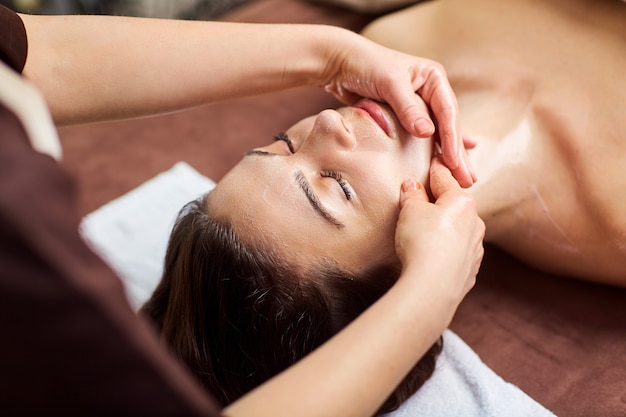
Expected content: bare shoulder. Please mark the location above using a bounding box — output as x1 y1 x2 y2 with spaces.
360 1 439 46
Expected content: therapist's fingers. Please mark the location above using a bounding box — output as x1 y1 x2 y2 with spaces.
412 65 478 187
429 156 485 281
385 68 477 187
451 147 477 188
411 64 460 158
383 78 435 138
430 156 468 201
399 178 430 206
395 164 485 301
394 178 432 267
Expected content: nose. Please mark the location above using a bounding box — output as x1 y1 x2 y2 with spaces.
311 109 358 151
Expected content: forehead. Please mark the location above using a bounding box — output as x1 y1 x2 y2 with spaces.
207 156 399 274
207 158 333 265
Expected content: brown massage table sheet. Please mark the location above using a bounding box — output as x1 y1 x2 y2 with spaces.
58 0 626 415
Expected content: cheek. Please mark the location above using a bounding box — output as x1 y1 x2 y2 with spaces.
399 134 433 185
346 220 398 272
353 171 400 260
359 154 404 206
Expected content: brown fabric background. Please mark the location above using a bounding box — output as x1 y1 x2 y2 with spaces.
58 1 626 416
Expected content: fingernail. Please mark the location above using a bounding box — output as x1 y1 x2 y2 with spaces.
414 118 434 137
402 178 420 192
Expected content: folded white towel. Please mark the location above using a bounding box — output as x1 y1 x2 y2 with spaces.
80 162 556 417
386 329 556 417
80 162 215 309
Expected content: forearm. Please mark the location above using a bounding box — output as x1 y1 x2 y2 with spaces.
20 14 344 125
224 266 457 417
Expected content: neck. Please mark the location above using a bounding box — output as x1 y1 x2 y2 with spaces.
457 81 542 242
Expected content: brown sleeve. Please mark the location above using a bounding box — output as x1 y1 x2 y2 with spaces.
0 104 221 416
0 5 28 73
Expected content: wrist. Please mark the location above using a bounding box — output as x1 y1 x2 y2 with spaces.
254 24 348 90
301 25 357 88
395 263 466 329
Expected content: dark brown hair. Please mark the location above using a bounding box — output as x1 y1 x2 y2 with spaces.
141 195 442 415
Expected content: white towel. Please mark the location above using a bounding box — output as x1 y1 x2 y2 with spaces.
385 329 556 417
80 162 556 417
80 162 215 309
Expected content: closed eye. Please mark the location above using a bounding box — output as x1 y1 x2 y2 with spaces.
274 132 295 153
321 170 352 200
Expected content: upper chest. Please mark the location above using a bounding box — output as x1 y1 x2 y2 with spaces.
462 82 626 283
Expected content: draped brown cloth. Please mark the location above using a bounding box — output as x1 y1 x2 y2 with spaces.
0 5 220 416
0 4 27 72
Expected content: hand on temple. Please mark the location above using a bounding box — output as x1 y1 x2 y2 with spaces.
395 156 485 317
319 32 477 187
226 158 484 417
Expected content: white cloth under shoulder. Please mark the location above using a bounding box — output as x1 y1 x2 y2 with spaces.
80 162 556 417
0 61 62 160
385 330 557 417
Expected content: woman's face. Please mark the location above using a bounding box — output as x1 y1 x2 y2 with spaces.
208 99 434 273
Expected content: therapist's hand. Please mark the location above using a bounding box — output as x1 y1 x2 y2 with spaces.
394 157 485 317
318 31 476 187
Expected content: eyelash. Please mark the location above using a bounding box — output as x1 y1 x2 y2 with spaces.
321 170 352 200
274 132 295 153
274 133 351 201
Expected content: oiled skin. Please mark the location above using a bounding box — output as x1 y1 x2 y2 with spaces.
362 0 626 285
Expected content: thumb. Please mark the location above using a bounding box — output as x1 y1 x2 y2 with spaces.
400 178 429 207
429 156 460 200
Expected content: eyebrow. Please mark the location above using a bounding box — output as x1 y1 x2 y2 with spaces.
295 171 344 228
245 149 277 157
244 149 344 227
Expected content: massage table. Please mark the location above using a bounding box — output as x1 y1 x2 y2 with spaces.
58 1 626 415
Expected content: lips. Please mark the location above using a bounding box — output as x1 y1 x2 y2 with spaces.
353 99 391 136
